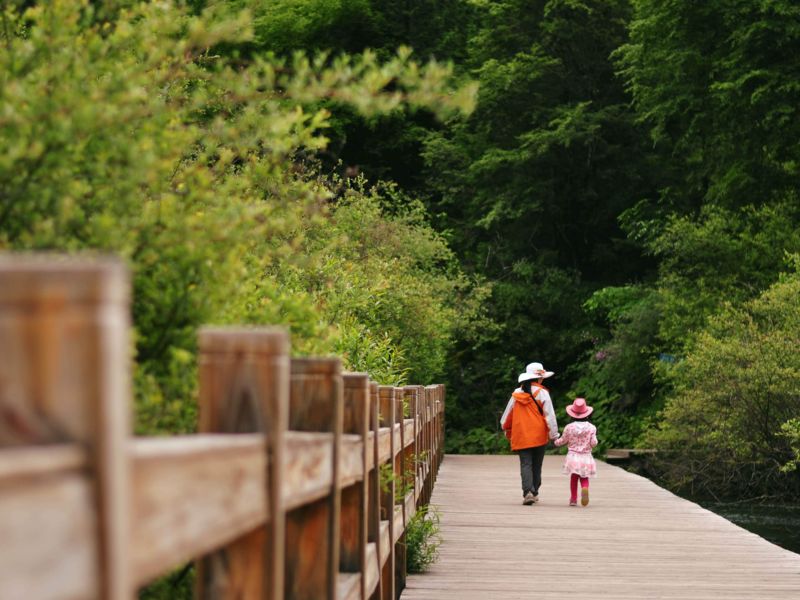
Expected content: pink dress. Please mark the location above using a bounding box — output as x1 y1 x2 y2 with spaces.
554 422 598 478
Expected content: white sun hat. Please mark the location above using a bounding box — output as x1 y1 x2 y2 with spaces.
525 362 554 379
518 371 538 383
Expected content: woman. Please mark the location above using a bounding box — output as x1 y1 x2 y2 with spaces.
500 362 560 505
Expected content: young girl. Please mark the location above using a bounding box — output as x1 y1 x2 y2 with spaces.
554 398 598 506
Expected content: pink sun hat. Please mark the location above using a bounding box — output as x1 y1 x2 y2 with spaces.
566 397 593 419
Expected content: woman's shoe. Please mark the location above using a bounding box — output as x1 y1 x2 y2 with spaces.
581 488 589 507
523 491 535 505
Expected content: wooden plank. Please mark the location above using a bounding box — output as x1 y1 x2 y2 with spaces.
340 434 365 487
285 358 343 600
0 256 133 600
364 542 380 598
379 521 391 568
402 455 800 600
403 419 415 449
392 505 404 545
0 447 96 600
0 444 86 480
282 431 334 509
131 434 267 586
195 327 289 600
378 427 392 464
337 573 361 600
370 427 416 467
131 429 372 585
403 492 416 524
392 424 402 458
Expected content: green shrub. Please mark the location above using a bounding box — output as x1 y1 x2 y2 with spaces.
138 565 193 600
644 269 800 499
405 505 442 574
779 419 800 474
0 0 478 437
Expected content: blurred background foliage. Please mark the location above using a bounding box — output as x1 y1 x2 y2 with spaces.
3 0 800 529
0 0 479 439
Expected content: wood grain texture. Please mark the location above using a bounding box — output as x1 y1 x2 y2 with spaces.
341 373 370 599
378 387 395 600
0 257 132 600
0 449 96 600
196 327 289 600
337 572 361 600
402 455 800 600
282 431 334 509
131 435 268 586
394 390 407 599
286 358 343 600
0 257 448 600
130 431 376 586
340 433 365 487
368 382 382 600
364 542 380 598
0 444 86 480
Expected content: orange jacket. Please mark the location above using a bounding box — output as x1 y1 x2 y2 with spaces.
501 385 549 450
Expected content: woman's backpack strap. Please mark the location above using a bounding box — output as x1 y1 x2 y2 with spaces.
529 387 544 416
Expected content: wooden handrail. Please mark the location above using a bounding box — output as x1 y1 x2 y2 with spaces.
0 256 446 600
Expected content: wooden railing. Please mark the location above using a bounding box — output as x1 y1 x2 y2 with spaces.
0 256 445 600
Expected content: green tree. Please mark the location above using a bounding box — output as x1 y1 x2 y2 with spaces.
0 0 476 438
644 268 800 499
617 0 800 210
421 0 654 430
579 0 800 459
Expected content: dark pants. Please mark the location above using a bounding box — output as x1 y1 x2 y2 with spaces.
518 445 547 496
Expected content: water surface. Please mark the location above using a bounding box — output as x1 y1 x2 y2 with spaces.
700 501 800 555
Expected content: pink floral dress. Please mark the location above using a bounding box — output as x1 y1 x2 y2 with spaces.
554 422 598 478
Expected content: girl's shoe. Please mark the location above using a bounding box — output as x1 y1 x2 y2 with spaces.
581 488 589 507
569 500 577 506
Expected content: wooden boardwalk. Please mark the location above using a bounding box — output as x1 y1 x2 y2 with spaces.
403 455 800 599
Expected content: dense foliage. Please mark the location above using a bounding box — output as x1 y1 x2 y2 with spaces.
258 0 800 500
642 269 800 497
3 0 799 516
405 504 442 573
0 0 479 438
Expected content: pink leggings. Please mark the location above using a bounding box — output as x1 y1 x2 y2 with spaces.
570 473 589 501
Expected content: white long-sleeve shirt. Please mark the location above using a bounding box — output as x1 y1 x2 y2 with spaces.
500 385 560 440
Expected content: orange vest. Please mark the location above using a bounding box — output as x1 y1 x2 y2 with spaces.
503 385 549 450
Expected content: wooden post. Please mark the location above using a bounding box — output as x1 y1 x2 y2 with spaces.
432 386 440 473
403 386 421 505
438 385 446 468
341 373 370 599
424 386 435 505
195 328 289 600
378 386 395 600
393 388 406 598
286 358 343 600
0 256 133 599
368 381 381 600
